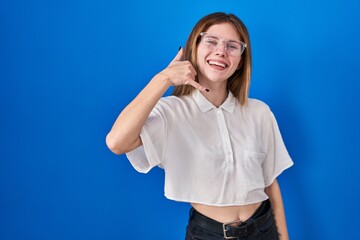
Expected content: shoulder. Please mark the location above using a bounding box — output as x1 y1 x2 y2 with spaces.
245 98 271 115
238 98 275 126
155 94 194 113
160 95 183 103
158 95 191 106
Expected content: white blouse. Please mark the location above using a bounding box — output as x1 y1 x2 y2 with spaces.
126 90 293 206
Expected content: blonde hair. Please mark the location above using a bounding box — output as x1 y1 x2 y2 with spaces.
172 12 252 105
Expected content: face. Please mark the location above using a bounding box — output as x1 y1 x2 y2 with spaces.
196 23 242 85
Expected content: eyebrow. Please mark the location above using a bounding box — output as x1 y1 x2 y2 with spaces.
227 40 241 44
206 34 241 44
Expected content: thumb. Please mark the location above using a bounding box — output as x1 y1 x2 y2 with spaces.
170 47 183 64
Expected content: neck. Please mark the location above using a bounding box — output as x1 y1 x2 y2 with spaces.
200 81 228 107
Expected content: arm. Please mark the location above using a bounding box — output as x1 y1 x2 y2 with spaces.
265 179 289 240
106 49 206 155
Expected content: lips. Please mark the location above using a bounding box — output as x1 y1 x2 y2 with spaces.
207 60 228 69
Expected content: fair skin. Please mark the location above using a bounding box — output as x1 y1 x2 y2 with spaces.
195 23 241 107
106 22 289 239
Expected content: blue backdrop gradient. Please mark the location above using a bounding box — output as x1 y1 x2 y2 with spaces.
1 0 359 239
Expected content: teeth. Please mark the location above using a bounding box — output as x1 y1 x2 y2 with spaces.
208 61 226 68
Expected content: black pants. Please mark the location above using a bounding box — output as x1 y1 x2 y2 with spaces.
185 199 279 240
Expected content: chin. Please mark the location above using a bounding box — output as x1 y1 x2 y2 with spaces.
205 73 230 83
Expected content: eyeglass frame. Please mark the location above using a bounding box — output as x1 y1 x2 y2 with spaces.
199 32 247 56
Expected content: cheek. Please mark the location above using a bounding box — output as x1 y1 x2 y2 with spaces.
196 49 209 70
233 58 242 70
197 48 207 62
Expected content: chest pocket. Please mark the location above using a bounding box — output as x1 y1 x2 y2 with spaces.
244 150 266 191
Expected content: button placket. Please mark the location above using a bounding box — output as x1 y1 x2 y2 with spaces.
215 109 234 165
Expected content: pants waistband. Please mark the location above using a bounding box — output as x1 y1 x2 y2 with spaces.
189 199 272 239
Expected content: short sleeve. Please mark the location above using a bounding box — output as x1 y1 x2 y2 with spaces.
125 101 168 173
262 110 294 186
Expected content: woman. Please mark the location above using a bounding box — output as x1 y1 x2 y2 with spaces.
106 12 293 240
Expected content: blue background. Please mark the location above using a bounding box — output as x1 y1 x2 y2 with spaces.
1 0 359 239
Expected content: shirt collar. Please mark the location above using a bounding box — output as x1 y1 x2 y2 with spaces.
192 89 236 113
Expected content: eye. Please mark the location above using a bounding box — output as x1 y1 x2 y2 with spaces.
204 37 219 46
226 43 240 50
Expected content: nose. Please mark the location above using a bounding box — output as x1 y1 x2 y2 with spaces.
214 41 227 56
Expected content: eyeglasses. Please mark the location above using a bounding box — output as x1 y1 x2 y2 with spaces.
199 32 247 57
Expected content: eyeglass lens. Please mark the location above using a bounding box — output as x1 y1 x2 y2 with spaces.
201 33 245 56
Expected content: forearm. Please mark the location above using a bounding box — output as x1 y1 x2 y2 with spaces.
106 72 171 154
265 179 289 240
106 48 201 155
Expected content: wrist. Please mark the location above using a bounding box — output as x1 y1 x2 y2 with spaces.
155 71 173 88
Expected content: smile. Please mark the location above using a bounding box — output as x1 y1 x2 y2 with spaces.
207 60 228 69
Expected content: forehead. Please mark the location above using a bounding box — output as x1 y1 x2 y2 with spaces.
205 23 240 41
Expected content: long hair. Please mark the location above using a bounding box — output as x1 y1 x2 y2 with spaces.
172 12 252 105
